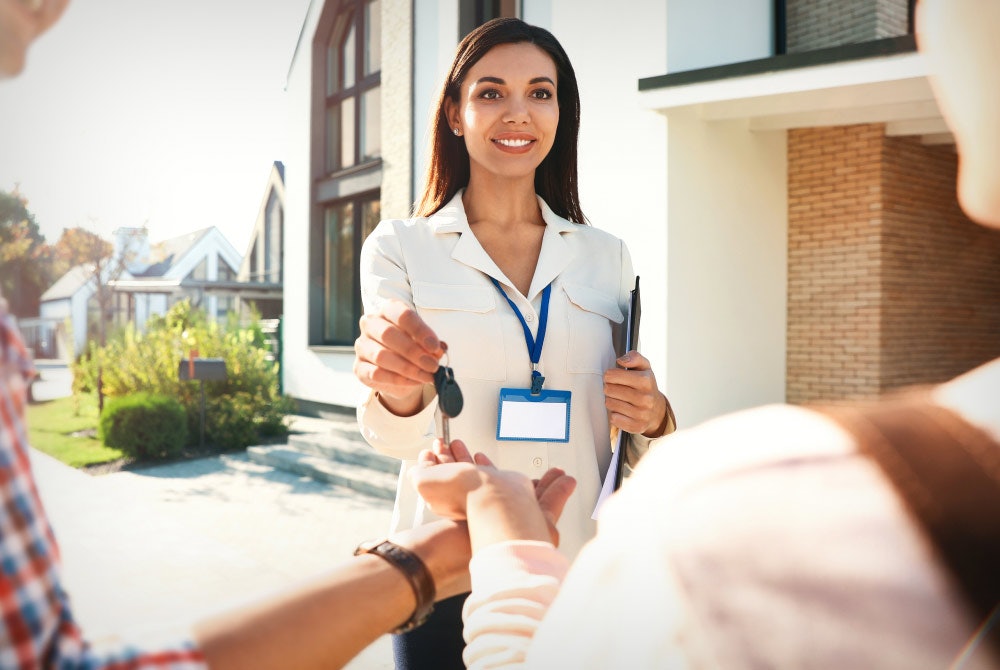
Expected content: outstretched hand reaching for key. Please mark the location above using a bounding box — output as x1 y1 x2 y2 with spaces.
411 439 577 550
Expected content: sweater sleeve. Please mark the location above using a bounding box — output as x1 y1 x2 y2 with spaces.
462 541 570 669
355 220 438 459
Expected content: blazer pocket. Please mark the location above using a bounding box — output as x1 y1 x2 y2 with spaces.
562 283 624 375
412 282 506 381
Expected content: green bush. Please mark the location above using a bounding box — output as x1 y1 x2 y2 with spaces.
74 300 291 453
99 393 187 459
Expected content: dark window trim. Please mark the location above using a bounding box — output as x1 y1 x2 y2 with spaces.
312 189 379 347
638 34 916 92
309 1 383 347
774 0 916 56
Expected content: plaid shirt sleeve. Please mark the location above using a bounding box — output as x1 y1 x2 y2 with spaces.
0 310 207 669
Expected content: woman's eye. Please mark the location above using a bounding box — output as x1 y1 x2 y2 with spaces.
531 88 554 100
480 89 501 100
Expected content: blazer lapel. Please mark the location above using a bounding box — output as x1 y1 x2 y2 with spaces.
526 197 579 301
429 191 581 297
431 191 511 286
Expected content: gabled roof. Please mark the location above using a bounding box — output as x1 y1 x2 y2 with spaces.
137 228 213 277
40 264 95 301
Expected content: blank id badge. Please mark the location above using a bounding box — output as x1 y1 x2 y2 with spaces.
496 388 571 442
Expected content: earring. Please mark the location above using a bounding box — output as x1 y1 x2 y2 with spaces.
452 128 460 136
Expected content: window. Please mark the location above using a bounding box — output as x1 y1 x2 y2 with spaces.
188 258 208 281
324 0 381 173
310 0 383 346
321 193 380 345
217 259 236 282
459 0 519 37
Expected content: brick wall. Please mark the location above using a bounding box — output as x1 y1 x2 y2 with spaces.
787 125 1000 404
785 0 909 53
881 136 1000 389
788 124 884 402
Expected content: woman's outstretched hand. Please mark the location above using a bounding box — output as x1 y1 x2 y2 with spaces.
411 439 576 550
354 299 445 415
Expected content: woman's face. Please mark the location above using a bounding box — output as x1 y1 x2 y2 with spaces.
448 42 560 185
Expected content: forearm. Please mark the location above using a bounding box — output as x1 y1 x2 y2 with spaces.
463 541 570 670
195 555 414 670
466 479 552 552
196 520 471 670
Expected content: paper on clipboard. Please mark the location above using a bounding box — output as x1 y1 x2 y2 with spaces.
592 276 640 519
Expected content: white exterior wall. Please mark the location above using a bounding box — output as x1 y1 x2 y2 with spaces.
283 1 369 408
534 0 671 399
412 1 461 196
665 115 787 426
41 288 92 357
666 0 773 72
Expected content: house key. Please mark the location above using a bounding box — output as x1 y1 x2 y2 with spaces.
433 360 463 445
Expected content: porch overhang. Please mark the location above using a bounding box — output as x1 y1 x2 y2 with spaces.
107 279 284 301
637 35 951 144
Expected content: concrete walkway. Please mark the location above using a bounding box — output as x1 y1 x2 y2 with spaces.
30 415 398 669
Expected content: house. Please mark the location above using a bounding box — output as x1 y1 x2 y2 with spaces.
40 226 246 356
34 264 94 358
280 0 1000 422
236 161 285 320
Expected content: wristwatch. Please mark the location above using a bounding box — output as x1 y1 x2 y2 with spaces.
354 539 436 633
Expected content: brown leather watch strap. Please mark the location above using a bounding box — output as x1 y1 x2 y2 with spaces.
355 539 436 633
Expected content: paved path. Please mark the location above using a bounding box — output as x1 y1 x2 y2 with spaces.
31 420 398 668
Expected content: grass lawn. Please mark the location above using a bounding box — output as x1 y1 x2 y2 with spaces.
26 395 126 468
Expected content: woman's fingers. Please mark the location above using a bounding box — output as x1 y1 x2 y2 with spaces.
604 351 668 434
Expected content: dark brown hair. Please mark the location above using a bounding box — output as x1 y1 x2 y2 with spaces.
413 17 586 224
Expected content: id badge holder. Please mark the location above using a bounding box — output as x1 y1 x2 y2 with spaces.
496 387 571 442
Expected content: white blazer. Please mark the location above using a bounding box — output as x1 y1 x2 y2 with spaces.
357 191 639 558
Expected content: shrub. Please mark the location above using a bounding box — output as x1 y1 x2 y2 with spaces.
76 299 291 452
204 392 259 452
99 393 187 459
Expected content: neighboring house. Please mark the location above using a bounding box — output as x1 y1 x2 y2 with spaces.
281 0 1000 422
35 264 95 358
236 161 285 320
39 226 247 357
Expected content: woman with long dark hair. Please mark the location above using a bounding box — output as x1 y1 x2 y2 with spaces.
353 17 674 669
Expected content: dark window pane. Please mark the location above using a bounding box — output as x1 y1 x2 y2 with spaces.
364 0 381 76
326 103 342 171
324 203 356 343
342 21 356 90
362 197 381 242
326 12 350 95
361 87 380 161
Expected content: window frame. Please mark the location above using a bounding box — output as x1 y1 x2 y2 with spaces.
309 0 383 347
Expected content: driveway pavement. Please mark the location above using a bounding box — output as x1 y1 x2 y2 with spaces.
31 419 398 668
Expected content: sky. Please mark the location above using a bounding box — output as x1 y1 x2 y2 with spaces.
0 0 312 257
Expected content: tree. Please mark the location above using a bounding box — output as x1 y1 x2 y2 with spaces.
0 188 49 317
49 226 113 281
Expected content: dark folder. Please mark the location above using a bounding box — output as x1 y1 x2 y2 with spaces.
613 276 640 491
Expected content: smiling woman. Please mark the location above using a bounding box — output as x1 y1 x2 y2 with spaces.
351 16 676 670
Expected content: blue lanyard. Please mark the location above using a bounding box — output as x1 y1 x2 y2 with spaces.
490 278 551 394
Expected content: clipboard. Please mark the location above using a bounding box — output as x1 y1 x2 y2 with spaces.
592 276 640 519
613 276 641 490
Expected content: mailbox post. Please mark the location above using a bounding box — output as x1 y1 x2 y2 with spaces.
178 357 228 447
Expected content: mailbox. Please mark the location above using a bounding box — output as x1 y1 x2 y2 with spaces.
178 358 227 381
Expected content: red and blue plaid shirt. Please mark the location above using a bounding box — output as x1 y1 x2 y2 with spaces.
0 309 206 669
